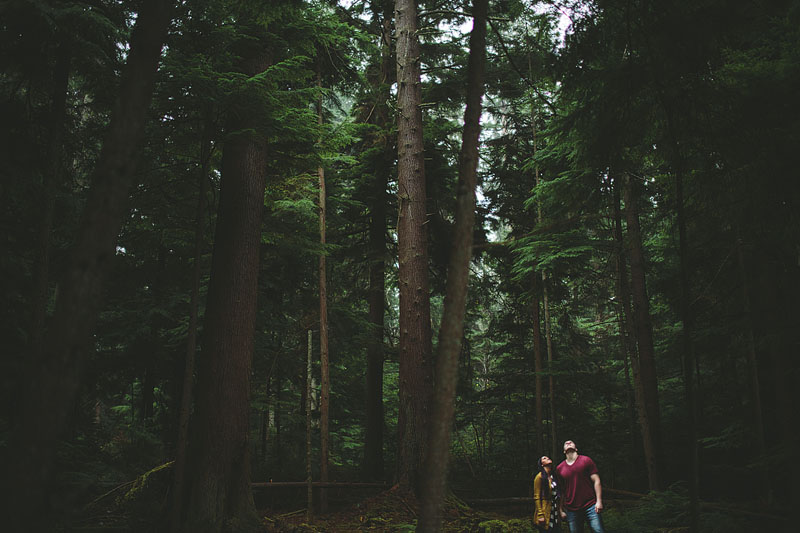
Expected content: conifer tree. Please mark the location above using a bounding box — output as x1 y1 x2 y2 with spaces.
418 0 488 528
4 3 173 529
394 0 433 495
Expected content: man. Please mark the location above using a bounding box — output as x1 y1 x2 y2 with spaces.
556 440 605 533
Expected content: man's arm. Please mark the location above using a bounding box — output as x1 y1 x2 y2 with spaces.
590 473 603 513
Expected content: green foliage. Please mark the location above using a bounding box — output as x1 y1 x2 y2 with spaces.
602 486 769 533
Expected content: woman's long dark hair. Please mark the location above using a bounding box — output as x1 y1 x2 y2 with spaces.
536 456 560 498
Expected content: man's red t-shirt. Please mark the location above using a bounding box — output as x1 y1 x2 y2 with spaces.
556 454 599 511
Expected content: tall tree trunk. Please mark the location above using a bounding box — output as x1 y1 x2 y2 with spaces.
542 272 556 457
4 4 172 530
394 0 433 495
623 171 664 491
363 0 393 482
181 46 269 533
531 109 557 457
616 307 640 466
532 274 545 454
261 374 271 461
674 163 699 530
613 177 649 491
142 244 166 423
735 239 766 456
275 368 283 464
317 71 330 514
170 130 212 533
29 40 70 357
417 0 487 529
306 330 314 521
364 162 388 480
529 98 545 456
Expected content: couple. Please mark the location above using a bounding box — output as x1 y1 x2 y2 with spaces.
533 440 605 533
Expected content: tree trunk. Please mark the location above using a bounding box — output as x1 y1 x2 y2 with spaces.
735 239 766 456
181 46 269 533
623 171 664 491
674 163 699 530
363 0 393 482
306 330 314 521
170 129 212 533
142 244 166 423
529 103 545 456
532 110 557 457
29 40 70 357
261 376 271 461
417 0 487 529
617 307 640 465
275 369 283 464
532 274 545 454
4 3 172 530
317 71 330 514
394 0 433 495
542 272 557 457
364 165 387 480
613 177 649 491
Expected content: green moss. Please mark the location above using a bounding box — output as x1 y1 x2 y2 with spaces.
477 519 510 532
443 491 472 512
506 518 534 532
476 518 534 533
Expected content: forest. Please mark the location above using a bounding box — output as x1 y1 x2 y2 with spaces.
1 0 798 532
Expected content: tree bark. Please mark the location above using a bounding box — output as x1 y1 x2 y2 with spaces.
674 162 699 530
532 274 545 454
735 239 766 456
142 244 166 423
170 128 212 533
417 0 487 529
542 272 556 457
613 176 649 490
4 3 172 530
623 171 664 491
530 108 557 458
29 40 70 357
181 46 269 533
317 70 330 514
306 330 314 521
363 0 393 483
275 368 283 463
261 374 271 461
394 0 433 495
529 101 545 457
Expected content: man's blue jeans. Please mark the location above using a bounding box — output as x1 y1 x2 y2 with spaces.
565 505 605 533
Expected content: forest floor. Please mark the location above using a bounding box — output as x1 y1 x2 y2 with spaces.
261 485 539 532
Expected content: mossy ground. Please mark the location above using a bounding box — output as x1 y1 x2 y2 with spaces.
262 485 539 532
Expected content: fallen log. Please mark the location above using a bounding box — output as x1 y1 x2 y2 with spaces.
462 497 529 506
252 481 389 489
462 497 635 507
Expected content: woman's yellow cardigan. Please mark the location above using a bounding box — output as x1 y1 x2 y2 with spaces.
533 472 553 529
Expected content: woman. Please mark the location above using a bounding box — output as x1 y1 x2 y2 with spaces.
533 455 561 531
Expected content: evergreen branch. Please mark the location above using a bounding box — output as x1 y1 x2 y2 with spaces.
487 17 559 116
